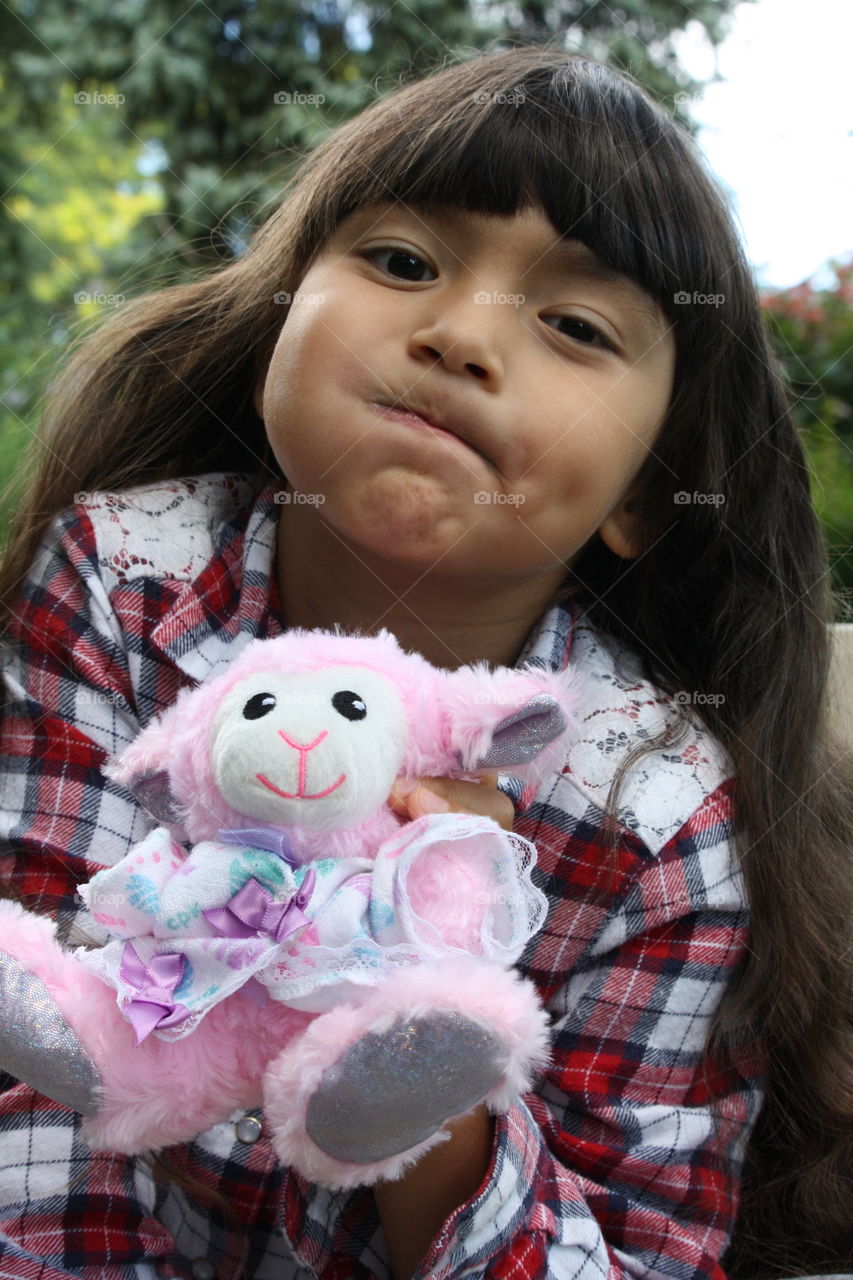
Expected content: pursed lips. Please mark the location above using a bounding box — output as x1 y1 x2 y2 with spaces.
370 397 486 461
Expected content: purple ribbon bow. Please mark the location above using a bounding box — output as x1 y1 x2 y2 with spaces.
203 870 316 943
217 825 298 867
119 942 191 1045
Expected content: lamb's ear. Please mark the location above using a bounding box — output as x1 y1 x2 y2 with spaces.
472 693 568 768
104 715 184 826
440 664 581 776
120 768 184 825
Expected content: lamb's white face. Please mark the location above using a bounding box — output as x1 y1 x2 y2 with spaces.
210 664 408 830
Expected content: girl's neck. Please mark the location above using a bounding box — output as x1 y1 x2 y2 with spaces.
275 505 570 672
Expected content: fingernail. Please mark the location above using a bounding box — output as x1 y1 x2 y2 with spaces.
413 787 450 814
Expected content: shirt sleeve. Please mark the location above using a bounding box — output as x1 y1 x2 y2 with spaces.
0 506 161 913
411 805 764 1280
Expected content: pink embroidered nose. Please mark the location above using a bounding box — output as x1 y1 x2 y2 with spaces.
255 727 345 800
277 729 328 753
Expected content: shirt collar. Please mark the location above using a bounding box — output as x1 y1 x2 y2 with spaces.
150 481 575 682
148 482 283 683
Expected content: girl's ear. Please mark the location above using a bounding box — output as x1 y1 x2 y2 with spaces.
597 486 644 559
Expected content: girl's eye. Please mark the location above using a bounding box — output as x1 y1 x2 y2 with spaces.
363 247 436 282
543 315 615 351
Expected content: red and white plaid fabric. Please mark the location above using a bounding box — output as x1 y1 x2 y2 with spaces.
0 475 763 1280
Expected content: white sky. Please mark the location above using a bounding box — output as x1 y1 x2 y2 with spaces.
672 0 853 288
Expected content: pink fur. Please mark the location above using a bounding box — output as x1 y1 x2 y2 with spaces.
0 901 311 1151
405 842 489 950
0 892 549 1168
81 995 312 1154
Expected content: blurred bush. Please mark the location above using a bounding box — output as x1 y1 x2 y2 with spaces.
762 260 853 610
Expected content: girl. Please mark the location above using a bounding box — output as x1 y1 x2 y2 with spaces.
1 41 851 1280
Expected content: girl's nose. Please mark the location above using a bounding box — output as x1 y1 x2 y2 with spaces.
408 290 507 385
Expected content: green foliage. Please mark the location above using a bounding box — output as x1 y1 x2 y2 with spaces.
762 261 853 608
0 80 164 519
5 0 745 274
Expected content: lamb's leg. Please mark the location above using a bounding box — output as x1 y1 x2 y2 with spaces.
0 899 310 1153
263 954 549 1189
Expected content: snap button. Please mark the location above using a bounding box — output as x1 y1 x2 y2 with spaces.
190 1260 215 1280
235 1113 263 1144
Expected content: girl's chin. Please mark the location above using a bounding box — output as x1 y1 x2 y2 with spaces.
328 507 483 571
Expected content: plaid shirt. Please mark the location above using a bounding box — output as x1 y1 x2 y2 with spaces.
0 475 763 1280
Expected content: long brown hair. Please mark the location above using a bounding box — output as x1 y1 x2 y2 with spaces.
2 44 851 1276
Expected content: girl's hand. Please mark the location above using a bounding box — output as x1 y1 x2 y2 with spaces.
387 773 515 831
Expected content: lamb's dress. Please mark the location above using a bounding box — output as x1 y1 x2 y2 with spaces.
78 811 547 1038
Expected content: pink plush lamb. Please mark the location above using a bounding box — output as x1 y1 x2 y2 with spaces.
0 627 580 1188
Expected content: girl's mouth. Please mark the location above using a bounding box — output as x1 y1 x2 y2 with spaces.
369 400 483 461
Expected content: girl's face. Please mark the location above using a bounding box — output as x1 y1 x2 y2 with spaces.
257 201 675 581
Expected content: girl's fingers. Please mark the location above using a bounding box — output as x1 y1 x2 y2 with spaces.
388 775 515 831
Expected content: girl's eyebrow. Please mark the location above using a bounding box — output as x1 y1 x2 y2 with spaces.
541 240 667 336
350 205 666 338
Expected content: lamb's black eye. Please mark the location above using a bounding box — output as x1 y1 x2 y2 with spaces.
332 690 367 721
243 692 276 720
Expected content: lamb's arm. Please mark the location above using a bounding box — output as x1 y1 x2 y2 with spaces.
79 827 187 938
377 780 539 956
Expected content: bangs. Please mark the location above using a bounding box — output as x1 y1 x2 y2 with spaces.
295 51 736 321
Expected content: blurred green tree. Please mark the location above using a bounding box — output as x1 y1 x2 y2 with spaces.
4 0 744 276
0 0 747 525
0 81 163 516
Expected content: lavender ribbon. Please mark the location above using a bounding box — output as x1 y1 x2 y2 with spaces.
203 870 316 943
119 942 191 1045
217 825 297 867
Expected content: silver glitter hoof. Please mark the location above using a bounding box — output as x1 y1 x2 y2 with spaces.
305 1012 508 1163
0 953 102 1114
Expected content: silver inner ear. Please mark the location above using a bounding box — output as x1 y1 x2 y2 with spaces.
0 952 102 1115
128 768 183 824
474 693 567 768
